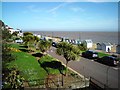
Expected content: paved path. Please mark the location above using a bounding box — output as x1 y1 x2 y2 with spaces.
48 47 119 89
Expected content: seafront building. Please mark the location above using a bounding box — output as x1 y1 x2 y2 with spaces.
5 25 23 37
83 39 93 49
97 42 112 52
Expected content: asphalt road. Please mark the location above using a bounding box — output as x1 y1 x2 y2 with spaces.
47 47 119 89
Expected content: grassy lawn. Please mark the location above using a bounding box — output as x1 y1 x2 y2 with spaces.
7 50 47 86
7 43 63 86
39 55 66 75
98 52 109 58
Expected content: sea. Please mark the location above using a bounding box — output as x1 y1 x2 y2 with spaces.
28 31 118 45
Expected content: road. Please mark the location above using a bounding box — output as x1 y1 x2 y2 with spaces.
47 47 119 89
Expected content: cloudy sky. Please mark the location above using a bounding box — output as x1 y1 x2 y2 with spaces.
2 1 118 31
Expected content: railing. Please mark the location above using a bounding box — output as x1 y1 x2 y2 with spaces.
24 77 89 89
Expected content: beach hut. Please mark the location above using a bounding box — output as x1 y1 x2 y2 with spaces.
40 36 46 41
74 39 81 45
83 39 93 49
97 43 102 50
65 39 69 43
61 37 66 42
71 39 76 44
69 39 72 43
37 35 41 38
116 45 120 54
101 42 111 52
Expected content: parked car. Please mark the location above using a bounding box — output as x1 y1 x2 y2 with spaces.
82 50 99 59
52 42 58 48
97 56 119 66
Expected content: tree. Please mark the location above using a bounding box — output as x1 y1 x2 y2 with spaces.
1 25 23 89
23 32 35 50
33 36 39 48
2 28 12 42
3 68 24 89
1 25 15 66
38 40 52 54
1 21 15 68
23 32 33 36
56 42 80 76
12 31 19 37
0 20 5 28
23 35 34 49
78 43 87 51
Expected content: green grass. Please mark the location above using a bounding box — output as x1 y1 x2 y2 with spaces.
10 43 21 49
39 55 66 74
7 43 62 86
98 52 109 58
7 51 47 85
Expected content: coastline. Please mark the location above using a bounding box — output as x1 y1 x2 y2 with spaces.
27 31 118 45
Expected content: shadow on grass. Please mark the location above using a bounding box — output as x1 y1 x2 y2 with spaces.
32 53 43 58
38 60 65 75
19 45 28 48
19 48 29 52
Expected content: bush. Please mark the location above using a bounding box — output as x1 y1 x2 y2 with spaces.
78 43 87 51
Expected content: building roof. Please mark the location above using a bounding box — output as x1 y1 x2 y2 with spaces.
85 39 92 43
102 42 111 46
116 45 120 47
97 42 101 45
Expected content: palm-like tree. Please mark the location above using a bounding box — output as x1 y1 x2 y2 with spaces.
78 43 87 51
38 40 52 55
56 42 80 76
23 35 34 49
33 36 39 48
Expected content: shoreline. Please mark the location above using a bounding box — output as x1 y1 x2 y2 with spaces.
45 36 118 55
30 31 118 45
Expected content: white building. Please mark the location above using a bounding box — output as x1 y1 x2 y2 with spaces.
101 42 111 52
37 35 41 38
83 39 93 49
5 25 23 37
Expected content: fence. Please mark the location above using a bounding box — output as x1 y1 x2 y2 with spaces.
24 75 89 89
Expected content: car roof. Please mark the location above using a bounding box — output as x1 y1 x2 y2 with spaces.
103 56 116 59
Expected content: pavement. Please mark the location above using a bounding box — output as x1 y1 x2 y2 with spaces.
47 47 119 89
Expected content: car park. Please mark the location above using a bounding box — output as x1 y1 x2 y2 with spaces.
82 50 99 59
97 56 119 66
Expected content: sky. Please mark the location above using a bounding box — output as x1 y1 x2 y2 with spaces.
2 1 118 31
